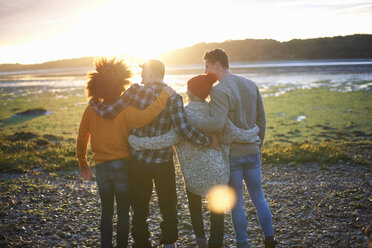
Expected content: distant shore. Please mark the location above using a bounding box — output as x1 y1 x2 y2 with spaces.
1 58 372 77
1 34 372 72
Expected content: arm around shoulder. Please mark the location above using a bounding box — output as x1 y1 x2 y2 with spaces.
170 95 212 146
129 128 180 150
125 91 170 128
256 88 266 146
192 88 229 132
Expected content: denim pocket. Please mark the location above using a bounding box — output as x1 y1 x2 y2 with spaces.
95 163 108 183
229 155 247 171
95 159 129 183
244 153 261 169
229 153 261 170
112 161 129 184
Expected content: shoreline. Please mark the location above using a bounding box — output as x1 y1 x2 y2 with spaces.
1 58 372 74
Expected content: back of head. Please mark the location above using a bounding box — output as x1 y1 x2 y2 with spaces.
187 73 217 100
86 57 132 104
141 59 165 80
204 48 229 69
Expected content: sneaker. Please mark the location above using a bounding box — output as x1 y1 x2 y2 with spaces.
162 243 176 248
132 242 153 248
196 237 208 248
236 241 250 248
208 242 223 248
264 237 278 248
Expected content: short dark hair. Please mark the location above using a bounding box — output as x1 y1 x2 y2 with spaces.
204 49 229 69
86 57 132 104
141 59 165 79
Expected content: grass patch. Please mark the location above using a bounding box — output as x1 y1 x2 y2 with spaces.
262 142 351 166
0 134 92 173
0 133 356 173
0 87 86 140
263 86 372 146
0 85 370 172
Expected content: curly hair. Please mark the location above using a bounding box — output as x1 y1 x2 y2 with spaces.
86 57 132 104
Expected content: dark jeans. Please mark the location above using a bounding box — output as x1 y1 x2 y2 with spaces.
186 189 224 247
129 158 178 247
95 159 130 248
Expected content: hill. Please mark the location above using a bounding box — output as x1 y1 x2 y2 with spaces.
0 57 95 72
1 34 372 72
160 34 372 65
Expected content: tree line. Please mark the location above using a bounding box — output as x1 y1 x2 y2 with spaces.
160 34 372 65
1 34 371 72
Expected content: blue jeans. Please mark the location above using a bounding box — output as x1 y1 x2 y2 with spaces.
95 159 130 248
229 153 274 243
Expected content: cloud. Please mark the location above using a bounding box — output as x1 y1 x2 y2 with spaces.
0 0 110 46
335 2 372 15
242 0 372 11
0 0 109 21
1 0 371 63
0 0 44 20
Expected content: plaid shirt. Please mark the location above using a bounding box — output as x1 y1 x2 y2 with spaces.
89 82 211 164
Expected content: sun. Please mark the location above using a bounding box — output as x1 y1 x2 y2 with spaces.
207 185 237 214
0 0 202 64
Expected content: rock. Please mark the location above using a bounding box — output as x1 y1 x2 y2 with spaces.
42 134 63 143
7 132 38 141
289 162 296 167
65 232 72 239
34 138 49 146
63 225 72 232
80 225 88 232
15 108 47 116
57 230 64 238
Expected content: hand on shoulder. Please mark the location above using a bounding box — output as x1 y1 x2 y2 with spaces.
162 86 176 96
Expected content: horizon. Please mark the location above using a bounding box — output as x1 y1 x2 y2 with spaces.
1 0 372 64
1 34 372 66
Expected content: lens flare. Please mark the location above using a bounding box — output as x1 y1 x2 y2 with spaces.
207 185 236 214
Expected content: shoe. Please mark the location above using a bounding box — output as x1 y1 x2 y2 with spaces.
236 241 249 248
132 243 153 248
196 237 208 248
162 243 176 248
264 237 277 248
208 242 223 248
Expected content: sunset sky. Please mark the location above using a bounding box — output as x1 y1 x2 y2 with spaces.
0 0 371 64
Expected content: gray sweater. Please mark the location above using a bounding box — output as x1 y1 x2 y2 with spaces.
192 74 266 156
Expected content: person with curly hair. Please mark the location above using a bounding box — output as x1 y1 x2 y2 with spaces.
76 57 175 248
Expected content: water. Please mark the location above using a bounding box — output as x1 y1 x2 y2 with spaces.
1 59 372 96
